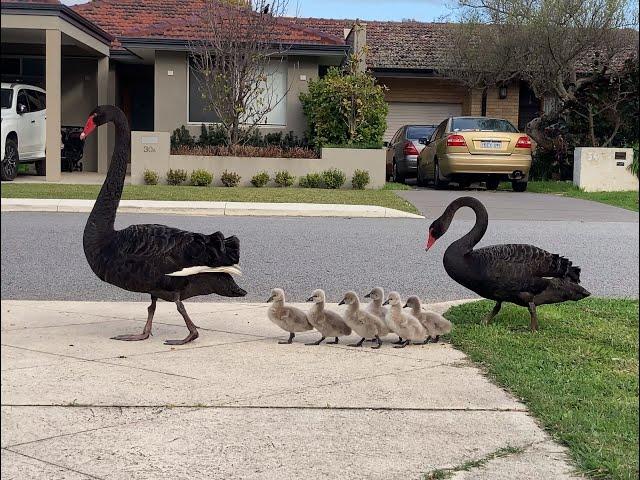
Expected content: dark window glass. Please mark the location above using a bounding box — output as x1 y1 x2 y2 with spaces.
406 126 436 140
16 90 29 113
451 117 518 133
1 88 12 109
188 65 221 123
26 90 45 111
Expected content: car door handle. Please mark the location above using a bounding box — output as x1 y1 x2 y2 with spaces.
31 120 36 123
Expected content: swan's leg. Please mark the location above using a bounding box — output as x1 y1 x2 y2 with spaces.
164 300 199 345
392 336 404 344
527 302 539 332
326 337 339 344
483 301 502 325
305 336 326 346
278 332 295 344
348 337 365 347
111 296 156 341
371 335 382 349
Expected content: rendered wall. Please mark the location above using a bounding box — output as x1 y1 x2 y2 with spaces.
574 147 638 192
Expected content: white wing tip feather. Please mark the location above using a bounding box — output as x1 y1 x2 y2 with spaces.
166 265 242 277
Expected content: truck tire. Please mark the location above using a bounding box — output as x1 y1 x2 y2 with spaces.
1 138 18 181
35 159 46 176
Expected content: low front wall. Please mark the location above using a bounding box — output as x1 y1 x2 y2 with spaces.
573 147 638 192
131 132 386 188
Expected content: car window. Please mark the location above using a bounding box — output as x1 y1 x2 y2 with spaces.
16 90 29 113
26 90 45 112
451 117 518 133
1 88 12 109
435 120 447 140
392 128 402 143
406 126 436 140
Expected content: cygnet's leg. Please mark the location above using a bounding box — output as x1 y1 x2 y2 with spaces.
416 337 430 345
326 337 340 344
112 296 156 341
371 335 382 349
279 332 295 344
392 336 404 345
431 335 440 343
305 336 326 346
393 339 411 349
348 337 365 347
164 300 199 345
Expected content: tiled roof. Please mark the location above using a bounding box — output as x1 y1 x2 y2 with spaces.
71 0 344 46
0 0 61 4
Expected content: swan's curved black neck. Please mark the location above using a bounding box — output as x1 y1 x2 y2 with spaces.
443 196 488 254
83 107 130 249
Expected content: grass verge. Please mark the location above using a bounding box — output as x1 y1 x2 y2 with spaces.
0 183 420 215
445 298 639 480
500 181 638 212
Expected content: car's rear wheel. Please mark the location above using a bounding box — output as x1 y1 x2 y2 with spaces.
485 176 500 190
416 163 427 187
433 162 448 189
391 161 405 184
1 139 18 181
512 180 528 192
35 159 46 176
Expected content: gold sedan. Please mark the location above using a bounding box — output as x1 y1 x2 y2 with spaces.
416 116 533 192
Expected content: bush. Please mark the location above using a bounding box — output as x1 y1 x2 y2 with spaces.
220 170 241 187
189 169 212 186
274 170 295 187
251 171 270 188
166 168 188 186
321 168 346 189
170 126 195 149
351 169 370 189
299 172 324 188
300 62 388 147
198 124 228 146
143 169 159 185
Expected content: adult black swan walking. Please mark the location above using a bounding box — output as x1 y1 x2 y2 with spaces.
80 105 246 344
425 196 590 331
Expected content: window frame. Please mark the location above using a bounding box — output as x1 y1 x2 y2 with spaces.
16 89 30 114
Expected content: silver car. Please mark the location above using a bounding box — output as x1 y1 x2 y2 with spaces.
385 124 437 183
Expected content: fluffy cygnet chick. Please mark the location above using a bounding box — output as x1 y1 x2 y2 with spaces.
267 288 313 344
364 287 391 336
338 291 387 349
404 296 452 343
305 289 351 345
383 291 427 348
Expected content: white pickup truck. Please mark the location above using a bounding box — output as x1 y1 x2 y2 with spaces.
1 82 47 181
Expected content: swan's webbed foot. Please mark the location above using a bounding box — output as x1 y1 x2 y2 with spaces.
305 336 326 346
371 335 382 349
111 332 150 341
393 339 410 349
164 330 199 345
278 332 295 344
348 337 365 347
165 299 198 345
112 296 156 342
483 301 502 325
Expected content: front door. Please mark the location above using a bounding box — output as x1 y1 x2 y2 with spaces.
15 89 36 158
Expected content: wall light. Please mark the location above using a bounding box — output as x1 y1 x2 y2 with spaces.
498 85 508 99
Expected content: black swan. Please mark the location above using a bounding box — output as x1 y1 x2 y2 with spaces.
425 196 590 331
80 105 246 345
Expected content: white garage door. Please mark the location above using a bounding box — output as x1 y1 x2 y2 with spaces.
384 102 462 141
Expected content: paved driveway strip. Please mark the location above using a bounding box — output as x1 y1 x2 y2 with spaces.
1 300 582 479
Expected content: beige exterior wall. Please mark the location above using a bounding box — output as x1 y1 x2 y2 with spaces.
130 131 385 188
485 81 520 126
574 147 638 192
153 51 319 139
379 77 467 104
462 88 483 116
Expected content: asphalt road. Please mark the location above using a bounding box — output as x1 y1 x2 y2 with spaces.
2 211 638 303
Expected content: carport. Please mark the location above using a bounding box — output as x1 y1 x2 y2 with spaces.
1 1 112 181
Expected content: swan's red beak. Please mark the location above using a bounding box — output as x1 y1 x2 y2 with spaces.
80 115 96 141
425 230 436 251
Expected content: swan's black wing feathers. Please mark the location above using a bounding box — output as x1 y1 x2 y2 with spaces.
113 224 239 273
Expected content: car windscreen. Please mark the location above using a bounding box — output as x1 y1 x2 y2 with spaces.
406 126 436 140
451 118 518 133
1 89 12 109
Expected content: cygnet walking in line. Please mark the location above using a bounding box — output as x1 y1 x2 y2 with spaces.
338 291 387 349
404 295 452 343
383 291 428 348
267 288 313 344
305 289 351 345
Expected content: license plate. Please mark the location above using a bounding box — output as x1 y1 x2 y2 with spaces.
481 141 501 149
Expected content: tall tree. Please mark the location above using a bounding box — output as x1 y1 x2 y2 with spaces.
189 0 291 146
441 0 638 148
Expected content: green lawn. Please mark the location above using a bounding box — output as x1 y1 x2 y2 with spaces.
445 298 639 480
501 181 639 212
0 183 420 215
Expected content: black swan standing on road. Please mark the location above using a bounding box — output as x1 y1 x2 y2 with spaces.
80 105 246 345
425 196 590 331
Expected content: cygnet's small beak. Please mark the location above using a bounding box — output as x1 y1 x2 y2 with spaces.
382 299 390 306
306 296 314 302
338 299 345 306
364 293 371 298
266 296 274 303
402 304 408 308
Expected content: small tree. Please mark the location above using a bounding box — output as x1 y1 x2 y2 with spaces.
300 57 388 147
189 0 292 146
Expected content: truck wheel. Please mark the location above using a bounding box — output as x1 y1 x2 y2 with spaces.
512 181 528 192
1 139 18 181
35 159 46 176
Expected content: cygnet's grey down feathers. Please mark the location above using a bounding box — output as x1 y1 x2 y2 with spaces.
365 287 391 336
307 289 351 338
267 288 313 334
385 292 427 342
340 291 387 340
405 295 452 337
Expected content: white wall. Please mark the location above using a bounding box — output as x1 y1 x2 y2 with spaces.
573 147 638 192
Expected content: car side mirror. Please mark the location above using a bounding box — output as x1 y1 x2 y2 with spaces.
418 137 430 146
17 104 27 114
383 141 389 148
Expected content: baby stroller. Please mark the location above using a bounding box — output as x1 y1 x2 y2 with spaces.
61 126 85 172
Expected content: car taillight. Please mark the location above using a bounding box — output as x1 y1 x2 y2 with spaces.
515 136 532 149
403 142 419 156
446 134 467 147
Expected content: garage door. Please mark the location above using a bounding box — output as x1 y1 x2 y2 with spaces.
384 102 462 141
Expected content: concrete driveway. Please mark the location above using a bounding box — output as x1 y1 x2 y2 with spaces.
397 187 639 222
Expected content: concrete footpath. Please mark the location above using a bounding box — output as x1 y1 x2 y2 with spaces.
1 300 581 480
0 198 423 219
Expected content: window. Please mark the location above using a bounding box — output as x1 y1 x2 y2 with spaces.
406 126 436 140
188 60 287 126
1 89 12 109
16 90 29 113
451 117 518 133
434 120 447 140
26 90 45 111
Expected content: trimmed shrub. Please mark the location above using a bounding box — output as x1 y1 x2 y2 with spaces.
143 169 159 185
251 171 270 188
190 169 213 186
166 168 188 186
170 126 195 149
221 170 241 187
274 170 295 187
321 168 346 189
351 169 371 190
299 172 323 188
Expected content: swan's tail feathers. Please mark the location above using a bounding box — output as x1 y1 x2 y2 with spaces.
568 265 581 283
223 235 240 265
557 255 581 283
167 265 242 277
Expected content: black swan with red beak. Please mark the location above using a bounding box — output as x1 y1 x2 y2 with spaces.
81 105 246 345
426 196 590 331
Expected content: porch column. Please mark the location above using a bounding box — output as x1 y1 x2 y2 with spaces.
45 29 61 182
97 56 109 173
